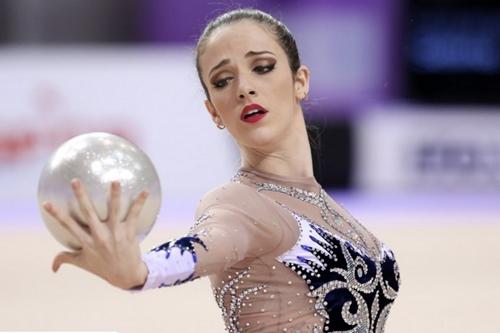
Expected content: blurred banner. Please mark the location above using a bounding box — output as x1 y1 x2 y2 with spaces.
355 105 500 192
0 47 237 222
404 0 500 104
1 0 401 114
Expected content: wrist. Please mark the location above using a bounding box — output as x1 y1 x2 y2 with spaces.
115 261 148 290
129 261 149 289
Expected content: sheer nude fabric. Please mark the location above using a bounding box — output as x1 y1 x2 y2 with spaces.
178 167 400 333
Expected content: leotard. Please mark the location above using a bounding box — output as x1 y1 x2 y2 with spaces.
139 167 401 333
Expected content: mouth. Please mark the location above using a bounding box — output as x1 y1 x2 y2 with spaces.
240 103 269 123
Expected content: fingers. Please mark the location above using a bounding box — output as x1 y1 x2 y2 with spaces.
125 190 149 235
107 180 121 227
71 179 102 233
52 251 82 272
43 201 92 245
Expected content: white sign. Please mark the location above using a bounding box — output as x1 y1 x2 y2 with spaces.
0 47 238 224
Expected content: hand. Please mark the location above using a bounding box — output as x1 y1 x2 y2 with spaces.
43 179 149 289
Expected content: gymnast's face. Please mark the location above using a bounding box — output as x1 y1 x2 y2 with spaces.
199 20 309 151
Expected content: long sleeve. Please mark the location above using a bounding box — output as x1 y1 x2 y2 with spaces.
138 182 285 290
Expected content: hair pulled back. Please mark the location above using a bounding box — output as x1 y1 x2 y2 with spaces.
195 8 301 99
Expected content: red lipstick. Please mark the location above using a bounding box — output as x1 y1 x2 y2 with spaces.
240 103 269 124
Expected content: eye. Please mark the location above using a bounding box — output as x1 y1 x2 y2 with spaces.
253 63 275 74
212 77 233 89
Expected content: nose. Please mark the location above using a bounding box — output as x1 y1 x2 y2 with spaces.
239 90 256 99
237 76 257 99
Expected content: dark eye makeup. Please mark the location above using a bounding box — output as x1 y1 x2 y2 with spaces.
210 60 276 89
212 77 233 89
253 63 275 74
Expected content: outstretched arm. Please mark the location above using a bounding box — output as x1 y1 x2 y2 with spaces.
44 181 283 291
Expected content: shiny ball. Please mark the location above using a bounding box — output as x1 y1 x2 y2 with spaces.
37 132 162 250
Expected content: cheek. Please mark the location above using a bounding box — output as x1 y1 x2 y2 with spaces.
271 67 293 90
269 73 295 104
211 94 235 122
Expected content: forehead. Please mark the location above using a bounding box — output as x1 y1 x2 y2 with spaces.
199 20 284 74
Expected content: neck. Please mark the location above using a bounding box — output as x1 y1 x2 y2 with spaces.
239 110 314 179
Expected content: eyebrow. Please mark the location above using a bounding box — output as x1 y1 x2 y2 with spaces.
208 50 276 76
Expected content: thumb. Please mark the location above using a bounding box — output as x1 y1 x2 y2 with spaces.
52 251 81 273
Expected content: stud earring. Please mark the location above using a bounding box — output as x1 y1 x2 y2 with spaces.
216 123 225 130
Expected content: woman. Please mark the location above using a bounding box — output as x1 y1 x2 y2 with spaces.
43 8 400 333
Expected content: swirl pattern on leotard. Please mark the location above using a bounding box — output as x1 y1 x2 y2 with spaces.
277 206 400 333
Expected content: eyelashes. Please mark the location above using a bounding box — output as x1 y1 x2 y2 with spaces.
211 62 276 89
253 63 275 74
212 77 232 89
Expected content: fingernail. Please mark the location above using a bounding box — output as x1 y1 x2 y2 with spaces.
43 202 51 210
71 179 80 188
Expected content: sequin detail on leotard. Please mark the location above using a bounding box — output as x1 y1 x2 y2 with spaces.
214 267 268 333
276 205 400 332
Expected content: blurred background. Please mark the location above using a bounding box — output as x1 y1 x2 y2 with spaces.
0 0 499 332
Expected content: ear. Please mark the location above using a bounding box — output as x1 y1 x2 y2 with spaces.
293 65 310 101
204 99 224 126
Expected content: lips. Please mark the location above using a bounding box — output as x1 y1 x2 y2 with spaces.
240 103 269 123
